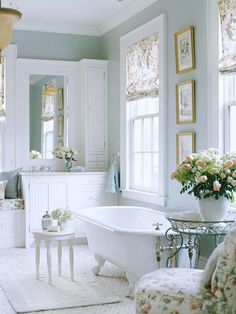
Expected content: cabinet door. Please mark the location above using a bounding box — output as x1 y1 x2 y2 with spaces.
48 182 68 210
87 67 106 153
29 181 49 232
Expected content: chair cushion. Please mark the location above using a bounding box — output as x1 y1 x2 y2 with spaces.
201 242 224 288
0 181 7 199
135 268 210 314
0 199 24 211
0 168 22 199
211 227 236 313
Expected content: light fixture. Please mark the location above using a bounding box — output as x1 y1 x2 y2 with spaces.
0 0 22 57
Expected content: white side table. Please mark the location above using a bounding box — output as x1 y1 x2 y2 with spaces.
32 230 75 285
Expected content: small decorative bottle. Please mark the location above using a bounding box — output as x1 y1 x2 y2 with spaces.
41 211 52 230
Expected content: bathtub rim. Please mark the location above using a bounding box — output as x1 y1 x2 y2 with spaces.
74 206 177 236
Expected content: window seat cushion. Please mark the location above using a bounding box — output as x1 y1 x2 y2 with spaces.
0 199 24 211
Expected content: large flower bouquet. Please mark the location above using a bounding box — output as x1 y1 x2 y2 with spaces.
171 149 236 202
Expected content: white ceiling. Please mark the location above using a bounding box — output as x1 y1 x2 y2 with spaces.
5 0 157 36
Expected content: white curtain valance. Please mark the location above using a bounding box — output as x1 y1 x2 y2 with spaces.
0 57 5 117
219 0 236 74
126 32 159 101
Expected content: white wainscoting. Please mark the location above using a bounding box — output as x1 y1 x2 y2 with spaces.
21 172 115 247
0 210 25 248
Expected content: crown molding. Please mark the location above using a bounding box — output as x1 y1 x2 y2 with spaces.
13 0 158 36
14 21 100 36
98 0 158 35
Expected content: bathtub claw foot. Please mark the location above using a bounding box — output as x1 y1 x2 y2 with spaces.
93 254 105 275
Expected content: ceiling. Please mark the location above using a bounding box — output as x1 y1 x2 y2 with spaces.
5 0 157 36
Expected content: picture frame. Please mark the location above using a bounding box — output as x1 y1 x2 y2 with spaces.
176 80 195 124
176 132 195 164
58 115 64 137
175 26 195 73
57 88 64 111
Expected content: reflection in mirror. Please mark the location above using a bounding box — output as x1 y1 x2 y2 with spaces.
29 75 67 159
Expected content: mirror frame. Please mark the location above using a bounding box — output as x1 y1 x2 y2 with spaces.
15 58 78 170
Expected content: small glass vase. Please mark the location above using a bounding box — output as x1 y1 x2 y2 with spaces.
65 160 73 172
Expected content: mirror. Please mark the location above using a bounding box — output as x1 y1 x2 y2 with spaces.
29 75 67 159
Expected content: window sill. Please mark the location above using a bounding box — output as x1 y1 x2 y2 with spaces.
121 189 167 206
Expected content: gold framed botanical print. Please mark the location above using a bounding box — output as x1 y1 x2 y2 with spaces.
176 80 195 124
176 132 195 164
57 88 64 111
175 26 195 73
58 115 64 137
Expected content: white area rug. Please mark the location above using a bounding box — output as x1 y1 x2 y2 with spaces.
0 272 119 313
0 245 135 314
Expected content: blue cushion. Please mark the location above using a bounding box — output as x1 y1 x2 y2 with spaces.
0 168 22 199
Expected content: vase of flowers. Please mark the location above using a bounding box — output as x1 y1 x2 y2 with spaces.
171 149 236 221
51 208 73 231
53 147 78 172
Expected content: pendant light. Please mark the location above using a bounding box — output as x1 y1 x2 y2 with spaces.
0 0 22 58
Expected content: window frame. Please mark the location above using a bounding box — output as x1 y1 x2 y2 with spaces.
224 100 236 153
120 14 167 206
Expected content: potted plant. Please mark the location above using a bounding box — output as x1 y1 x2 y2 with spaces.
171 148 236 220
51 208 73 230
53 147 78 171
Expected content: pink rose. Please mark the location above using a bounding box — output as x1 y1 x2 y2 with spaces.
213 180 221 191
232 159 236 166
196 160 206 168
171 171 177 179
141 303 151 312
199 175 208 183
182 163 192 170
224 160 234 168
185 155 193 162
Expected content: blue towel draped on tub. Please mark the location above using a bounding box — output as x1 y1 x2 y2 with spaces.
104 156 119 194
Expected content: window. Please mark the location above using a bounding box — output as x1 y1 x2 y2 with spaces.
120 15 166 205
218 0 236 206
42 119 54 159
223 75 236 152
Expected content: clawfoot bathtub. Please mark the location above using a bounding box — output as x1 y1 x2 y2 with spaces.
75 206 176 295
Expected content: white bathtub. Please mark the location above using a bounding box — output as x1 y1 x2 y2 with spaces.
75 206 176 294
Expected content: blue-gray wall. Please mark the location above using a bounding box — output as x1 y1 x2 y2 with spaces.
101 0 208 212
14 1 208 213
12 30 103 60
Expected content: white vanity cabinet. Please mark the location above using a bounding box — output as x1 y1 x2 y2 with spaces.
21 172 114 247
77 60 108 171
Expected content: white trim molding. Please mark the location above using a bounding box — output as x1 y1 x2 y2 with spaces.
14 21 100 37
120 14 167 206
4 45 18 170
99 0 158 35
13 0 159 36
207 0 222 152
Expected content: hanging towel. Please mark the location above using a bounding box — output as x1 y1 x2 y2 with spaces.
104 157 119 194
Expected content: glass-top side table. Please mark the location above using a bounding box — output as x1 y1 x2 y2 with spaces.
166 212 236 268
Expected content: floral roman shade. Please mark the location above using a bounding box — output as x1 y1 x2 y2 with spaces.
0 57 5 117
126 32 159 101
219 0 236 73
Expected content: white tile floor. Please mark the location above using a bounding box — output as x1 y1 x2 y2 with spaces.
0 245 135 314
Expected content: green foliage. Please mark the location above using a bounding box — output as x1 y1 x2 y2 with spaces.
51 208 73 224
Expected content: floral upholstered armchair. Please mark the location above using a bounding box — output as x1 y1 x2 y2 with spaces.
135 227 236 314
